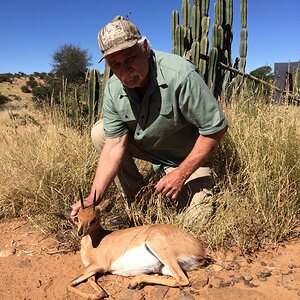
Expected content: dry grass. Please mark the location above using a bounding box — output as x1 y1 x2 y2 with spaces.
0 88 299 253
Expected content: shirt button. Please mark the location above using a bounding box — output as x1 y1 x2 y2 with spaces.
125 115 128 118
136 132 140 136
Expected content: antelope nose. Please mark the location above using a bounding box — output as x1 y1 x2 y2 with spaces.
77 227 84 237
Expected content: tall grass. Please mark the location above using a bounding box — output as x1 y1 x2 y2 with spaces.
0 107 98 247
0 89 299 253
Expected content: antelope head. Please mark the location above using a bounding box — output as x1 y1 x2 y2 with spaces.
77 190 101 237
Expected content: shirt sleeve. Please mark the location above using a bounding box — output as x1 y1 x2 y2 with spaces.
178 70 228 135
102 84 129 138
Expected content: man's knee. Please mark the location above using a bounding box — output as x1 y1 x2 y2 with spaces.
91 119 106 153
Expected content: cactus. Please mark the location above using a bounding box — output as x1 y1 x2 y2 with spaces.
293 62 300 97
172 10 180 54
171 0 249 97
175 25 185 56
239 0 247 72
207 47 218 91
182 0 191 28
86 68 102 125
191 3 201 41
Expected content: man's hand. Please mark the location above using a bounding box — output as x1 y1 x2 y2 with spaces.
70 195 94 224
155 169 186 200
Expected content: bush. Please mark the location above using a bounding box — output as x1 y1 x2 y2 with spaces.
32 85 53 101
26 79 38 89
0 94 10 105
21 85 31 93
0 73 13 83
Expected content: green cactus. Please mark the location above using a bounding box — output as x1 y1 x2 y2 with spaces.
191 41 201 67
170 0 249 97
175 25 185 56
293 62 300 97
86 68 102 125
191 3 201 41
172 11 180 54
207 47 218 91
182 0 191 28
240 0 247 28
201 0 210 16
239 0 247 72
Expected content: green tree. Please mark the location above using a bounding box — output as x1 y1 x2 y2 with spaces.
250 66 274 82
51 44 92 83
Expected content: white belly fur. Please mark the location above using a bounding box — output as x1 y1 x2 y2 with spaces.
111 245 163 276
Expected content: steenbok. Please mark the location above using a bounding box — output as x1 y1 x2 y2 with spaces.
68 191 206 299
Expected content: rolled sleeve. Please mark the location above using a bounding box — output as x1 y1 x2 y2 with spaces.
178 71 228 135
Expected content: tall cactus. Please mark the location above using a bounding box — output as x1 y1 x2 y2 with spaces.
239 0 248 72
293 62 300 98
86 68 102 125
171 0 248 97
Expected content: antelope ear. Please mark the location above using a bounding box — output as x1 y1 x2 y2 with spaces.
98 198 112 213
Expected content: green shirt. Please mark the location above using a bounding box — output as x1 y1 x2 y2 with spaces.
103 50 228 167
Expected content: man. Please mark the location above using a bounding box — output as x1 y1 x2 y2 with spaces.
71 19 228 224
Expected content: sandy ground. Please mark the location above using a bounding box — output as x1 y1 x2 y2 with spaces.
0 219 299 300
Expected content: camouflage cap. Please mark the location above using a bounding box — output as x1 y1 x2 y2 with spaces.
97 19 142 62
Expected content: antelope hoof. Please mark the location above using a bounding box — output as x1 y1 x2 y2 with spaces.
128 282 144 290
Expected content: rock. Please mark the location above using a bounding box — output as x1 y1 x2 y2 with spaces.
257 271 272 278
192 276 209 289
36 280 42 288
288 264 297 269
260 261 267 266
118 290 144 300
297 290 300 296
258 277 267 282
174 290 195 300
0 248 16 258
212 265 223 272
16 258 31 268
244 280 255 288
220 281 232 288
150 286 169 300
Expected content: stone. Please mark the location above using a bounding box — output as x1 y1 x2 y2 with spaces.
150 286 169 300
16 258 31 268
118 290 144 300
174 290 195 300
0 248 16 258
192 276 209 289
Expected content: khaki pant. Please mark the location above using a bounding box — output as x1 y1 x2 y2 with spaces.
91 120 214 224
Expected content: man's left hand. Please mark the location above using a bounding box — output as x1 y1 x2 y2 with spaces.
155 169 186 200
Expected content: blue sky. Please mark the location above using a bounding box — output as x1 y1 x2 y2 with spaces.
0 0 299 75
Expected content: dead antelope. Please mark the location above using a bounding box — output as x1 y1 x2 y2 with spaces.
68 191 206 299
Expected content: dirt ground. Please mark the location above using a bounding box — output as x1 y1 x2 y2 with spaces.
0 219 299 300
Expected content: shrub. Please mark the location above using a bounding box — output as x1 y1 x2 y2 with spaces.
26 79 38 89
0 94 10 105
21 85 31 93
0 73 13 83
32 85 53 101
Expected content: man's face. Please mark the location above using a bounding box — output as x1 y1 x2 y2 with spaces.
105 42 150 90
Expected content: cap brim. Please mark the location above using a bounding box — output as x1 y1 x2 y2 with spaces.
98 39 138 63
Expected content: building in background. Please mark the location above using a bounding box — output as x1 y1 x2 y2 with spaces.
274 62 299 103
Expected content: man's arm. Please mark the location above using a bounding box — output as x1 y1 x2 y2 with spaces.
70 133 128 219
155 125 228 200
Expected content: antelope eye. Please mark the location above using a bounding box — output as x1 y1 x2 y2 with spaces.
90 218 96 225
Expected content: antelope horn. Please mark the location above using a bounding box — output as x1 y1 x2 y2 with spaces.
93 190 97 211
79 189 84 209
